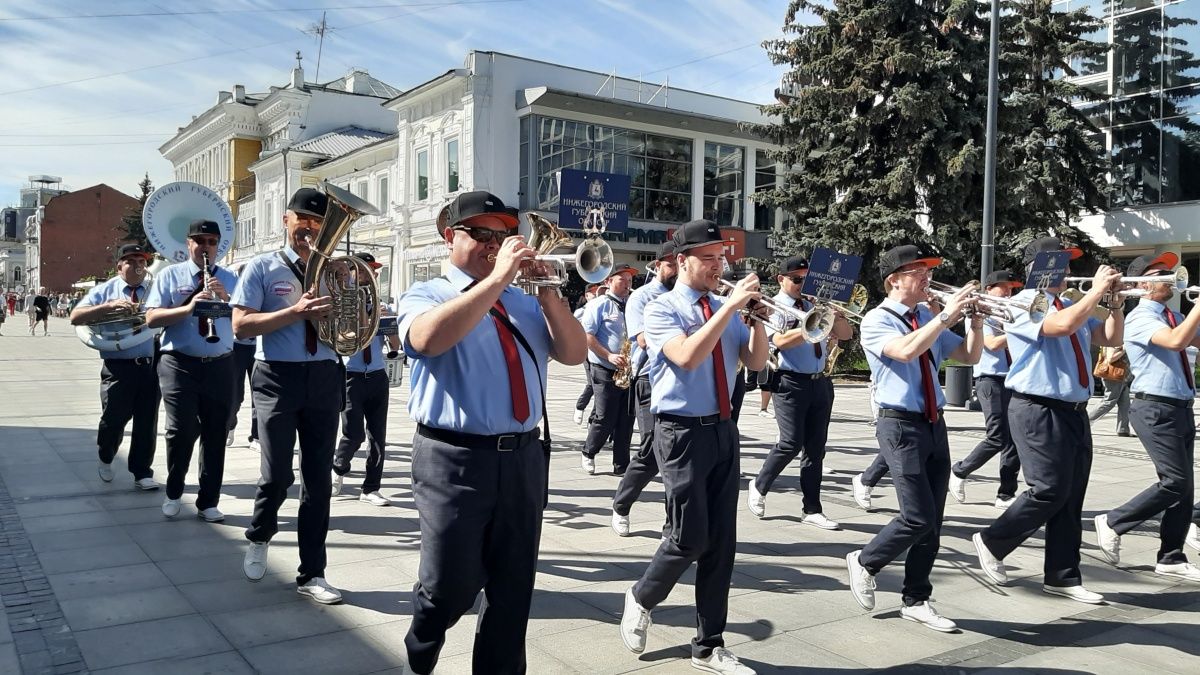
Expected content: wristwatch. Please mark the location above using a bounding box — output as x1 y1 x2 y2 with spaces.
937 311 952 325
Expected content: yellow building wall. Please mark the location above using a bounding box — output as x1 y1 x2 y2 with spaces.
228 138 262 217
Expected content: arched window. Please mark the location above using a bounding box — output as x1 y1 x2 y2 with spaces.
13 266 21 282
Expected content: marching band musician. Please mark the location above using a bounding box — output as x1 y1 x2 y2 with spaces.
331 252 400 507
227 262 259 451
948 270 1024 509
71 243 161 490
580 263 639 475
748 255 853 527
619 219 767 675
1093 253 1200 582
396 191 585 675
611 241 677 536
230 187 344 605
845 244 982 633
144 220 236 522
971 237 1123 605
573 283 603 426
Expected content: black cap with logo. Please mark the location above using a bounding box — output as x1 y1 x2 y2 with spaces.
984 270 1024 289
186 220 221 239
287 188 328 219
444 191 519 231
877 244 943 280
114 243 153 263
656 240 676 261
607 263 637 280
1021 236 1082 266
354 251 383 269
780 256 810 274
671 219 725 253
1125 251 1179 278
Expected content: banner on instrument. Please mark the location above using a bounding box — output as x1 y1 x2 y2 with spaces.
802 247 863 303
557 169 631 233
1028 251 1070 289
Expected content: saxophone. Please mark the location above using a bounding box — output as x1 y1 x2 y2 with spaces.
613 334 633 389
822 339 842 377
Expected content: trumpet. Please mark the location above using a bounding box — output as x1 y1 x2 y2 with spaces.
927 281 1048 323
502 213 614 292
1065 267 1189 293
718 279 834 343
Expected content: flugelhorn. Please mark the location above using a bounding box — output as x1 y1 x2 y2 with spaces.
511 213 613 292
718 279 834 343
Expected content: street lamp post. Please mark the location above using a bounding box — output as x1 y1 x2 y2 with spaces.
980 0 1001 282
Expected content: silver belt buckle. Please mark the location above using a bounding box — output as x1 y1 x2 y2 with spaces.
496 434 516 452
699 416 716 426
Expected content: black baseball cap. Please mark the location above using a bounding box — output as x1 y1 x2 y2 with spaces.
1126 251 1179 278
607 263 637 280
287 188 328 219
671 219 726 253
878 244 942 279
984 270 1024 289
721 268 754 283
443 191 519 232
354 251 383 269
656 240 676 261
1022 236 1082 266
186 220 221 239
114 243 153 263
780 256 810 274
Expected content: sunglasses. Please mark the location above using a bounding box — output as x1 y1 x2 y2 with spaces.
191 237 220 246
785 275 807 284
451 225 517 244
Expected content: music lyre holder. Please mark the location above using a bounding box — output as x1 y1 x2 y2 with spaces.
191 300 232 319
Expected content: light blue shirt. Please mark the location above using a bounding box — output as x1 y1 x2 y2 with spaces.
228 247 337 363
81 275 156 360
771 291 829 374
627 279 670 377
397 265 551 435
346 332 387 373
144 259 237 358
1004 289 1102 403
973 322 1009 378
860 299 962 413
581 293 627 370
644 284 750 416
1126 299 1196 400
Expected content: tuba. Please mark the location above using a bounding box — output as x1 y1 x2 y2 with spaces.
74 270 159 351
303 181 382 356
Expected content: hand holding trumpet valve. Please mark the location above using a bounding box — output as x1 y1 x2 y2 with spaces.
726 272 763 311
487 235 537 287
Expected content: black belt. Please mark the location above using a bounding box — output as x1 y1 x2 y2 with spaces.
1133 392 1194 408
656 412 727 427
878 408 942 423
105 356 154 366
779 370 826 380
1012 391 1088 412
976 374 1007 381
164 351 232 364
417 423 539 452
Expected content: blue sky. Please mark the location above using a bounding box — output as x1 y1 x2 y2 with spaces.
0 0 796 204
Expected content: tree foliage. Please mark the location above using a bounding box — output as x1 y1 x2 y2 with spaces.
118 173 154 251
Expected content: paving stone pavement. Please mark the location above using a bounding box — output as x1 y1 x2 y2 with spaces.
0 330 1198 674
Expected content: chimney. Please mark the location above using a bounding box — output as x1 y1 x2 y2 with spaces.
291 64 305 89
233 84 246 103
346 69 370 94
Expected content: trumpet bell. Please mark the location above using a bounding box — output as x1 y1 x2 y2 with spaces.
575 238 614 284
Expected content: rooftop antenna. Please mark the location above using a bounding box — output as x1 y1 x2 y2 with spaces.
304 11 331 82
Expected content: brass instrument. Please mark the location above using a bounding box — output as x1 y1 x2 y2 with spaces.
613 333 633 389
1059 288 1114 322
510 213 613 292
822 339 843 377
1065 267 1188 293
927 281 1048 323
303 181 382 356
74 276 160 351
719 279 835 344
199 252 219 344
827 284 869 323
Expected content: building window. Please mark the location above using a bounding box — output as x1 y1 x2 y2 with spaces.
446 139 460 193
520 115 692 223
416 149 429 201
13 267 20 282
378 176 389 210
704 142 745 228
754 150 778 231
237 218 256 248
411 261 440 284
355 180 368 199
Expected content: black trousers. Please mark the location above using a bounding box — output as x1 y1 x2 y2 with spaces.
159 352 233 509
953 375 1020 499
575 362 594 411
1107 399 1196 565
730 369 746 426
97 358 160 479
858 413 950 606
632 416 739 660
227 342 258 441
404 430 546 675
583 366 633 473
613 376 659 516
245 360 342 585
755 373 834 513
333 370 389 494
862 452 889 487
980 396 1092 587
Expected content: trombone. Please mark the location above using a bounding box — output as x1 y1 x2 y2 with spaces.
718 279 834 343
927 281 1048 323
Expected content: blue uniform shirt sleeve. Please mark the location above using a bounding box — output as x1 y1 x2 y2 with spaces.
395 280 444 359
229 257 265 311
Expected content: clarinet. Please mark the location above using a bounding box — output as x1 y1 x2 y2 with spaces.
200 252 220 343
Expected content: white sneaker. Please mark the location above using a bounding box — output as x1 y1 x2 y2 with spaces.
1186 523 1200 552
243 541 269 581
161 498 181 518
97 461 114 482
973 532 1008 585
331 471 343 496
619 587 651 654
573 409 585 426
851 473 872 510
360 491 391 507
1042 584 1104 604
248 439 261 453
134 477 159 491
611 510 630 537
691 646 756 674
581 455 596 475
994 495 1016 510
747 484 766 519
900 601 958 633
197 507 225 523
756 409 774 419
845 550 876 610
801 512 841 530
226 433 235 447
1155 562 1200 582
297 577 343 604
1094 514 1120 565
949 474 967 503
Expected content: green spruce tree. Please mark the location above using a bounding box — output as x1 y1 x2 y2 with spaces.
118 173 154 251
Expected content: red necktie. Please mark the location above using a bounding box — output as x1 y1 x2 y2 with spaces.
798 298 822 359
699 296 732 420
1163 308 1194 391
362 345 372 364
908 311 939 423
128 287 139 304
1004 348 1012 367
1052 296 1089 388
491 300 530 423
304 321 318 354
